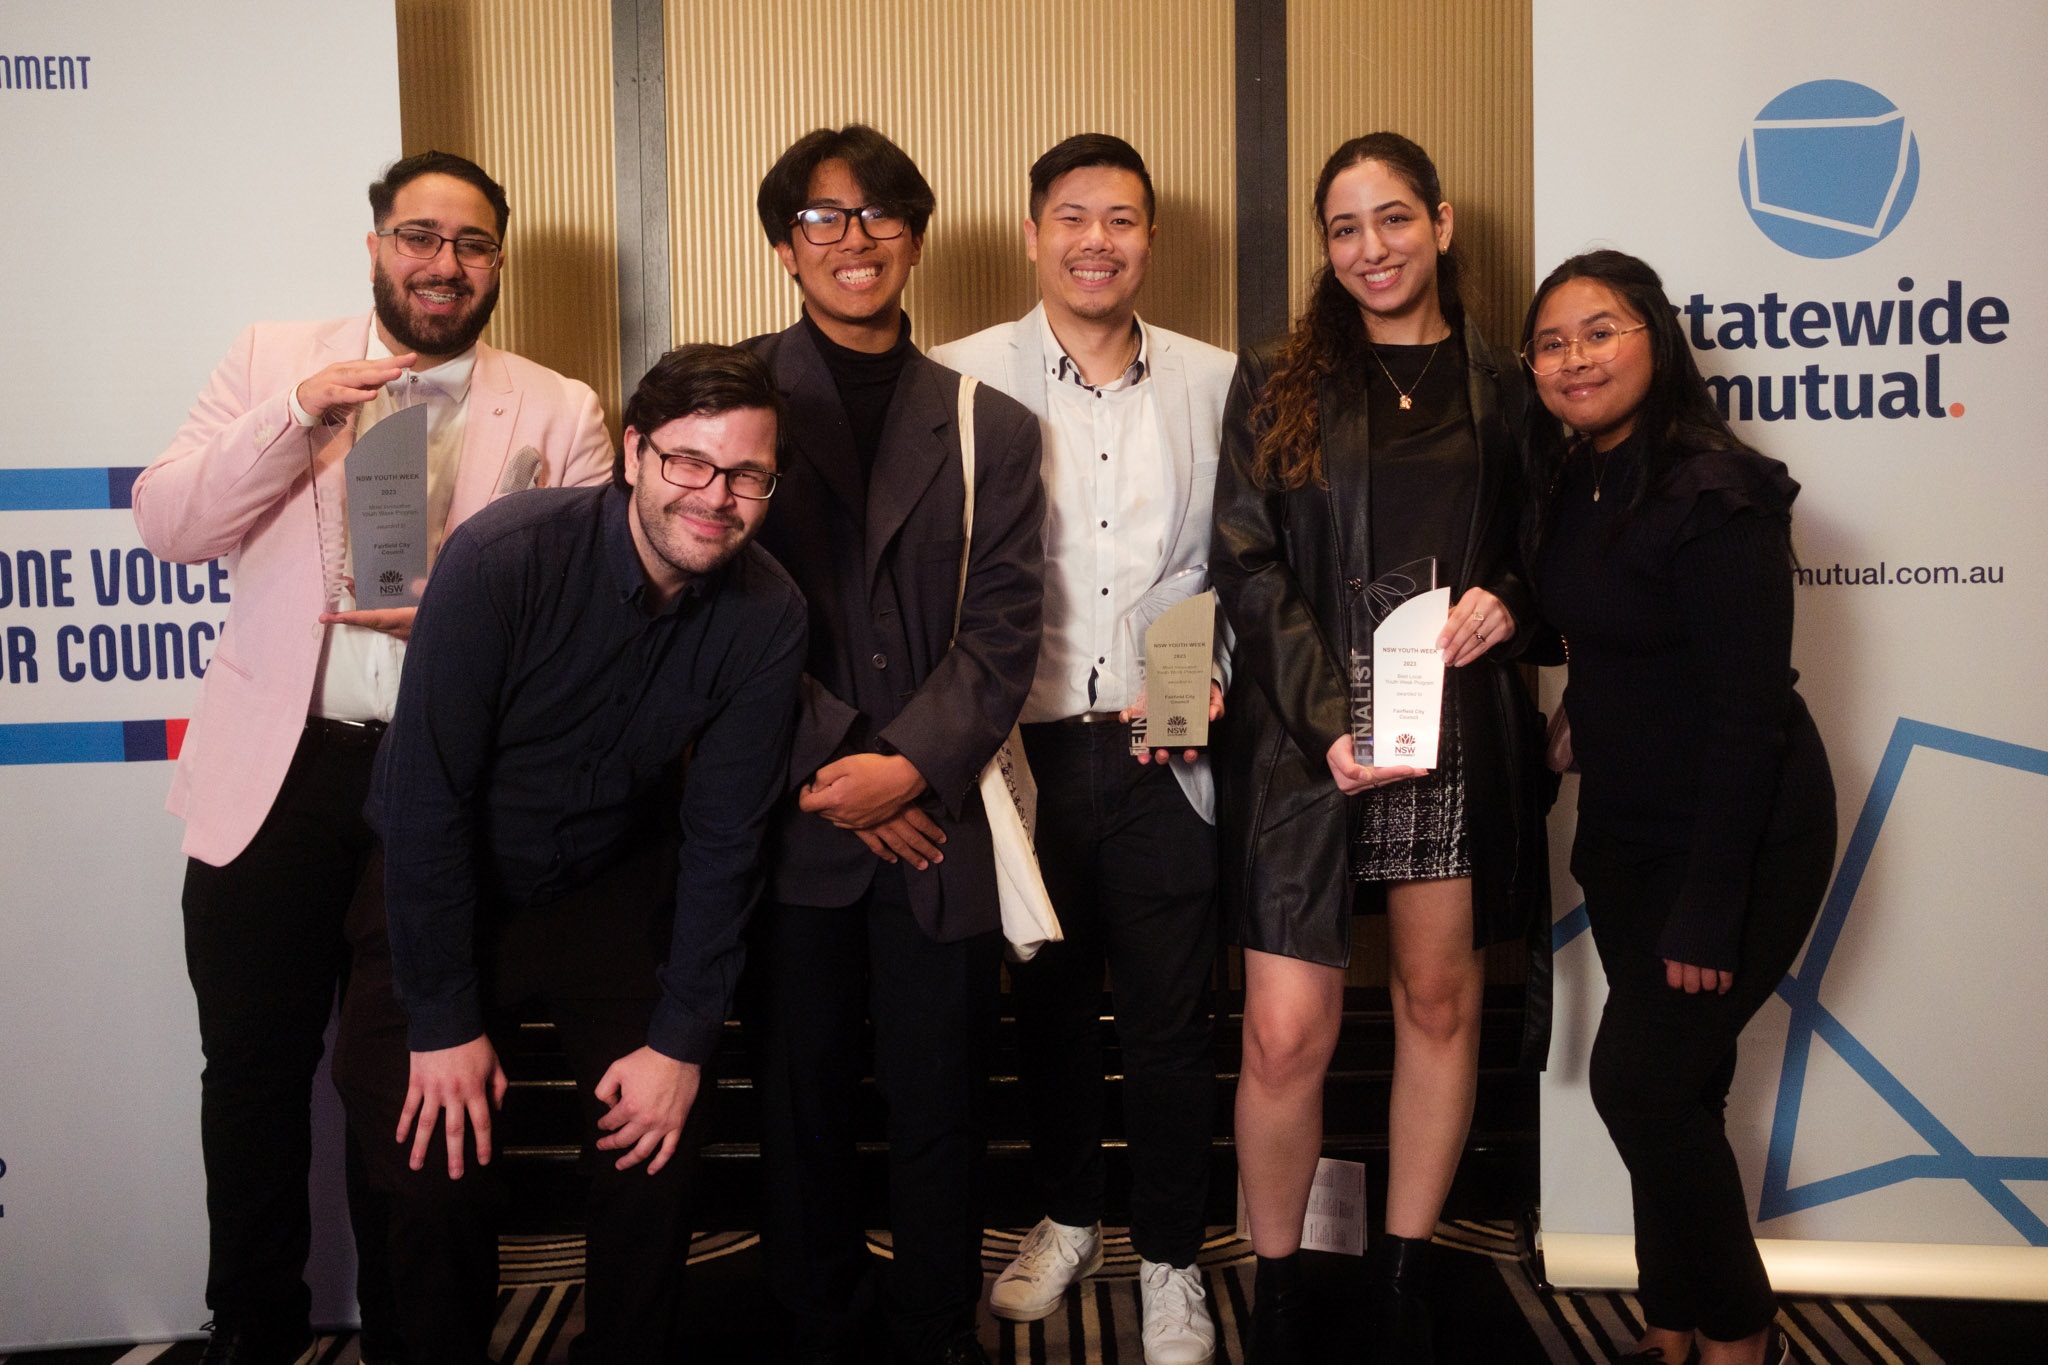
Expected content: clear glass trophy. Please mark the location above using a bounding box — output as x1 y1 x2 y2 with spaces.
1348 557 1440 766
344 384 433 609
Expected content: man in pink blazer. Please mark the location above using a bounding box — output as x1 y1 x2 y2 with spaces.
132 150 610 1365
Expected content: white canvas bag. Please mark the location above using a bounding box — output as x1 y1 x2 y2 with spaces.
951 376 1062 961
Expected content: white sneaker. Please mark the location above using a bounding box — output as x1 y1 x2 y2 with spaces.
988 1218 1103 1321
1138 1258 1215 1365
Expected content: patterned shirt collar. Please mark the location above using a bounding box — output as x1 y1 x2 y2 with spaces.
1041 311 1150 395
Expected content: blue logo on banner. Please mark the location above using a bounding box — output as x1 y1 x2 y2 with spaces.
1552 718 2048 1241
1738 80 1920 258
1759 719 2048 1242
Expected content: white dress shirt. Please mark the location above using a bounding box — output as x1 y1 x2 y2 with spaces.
298 321 476 722
1021 313 1175 723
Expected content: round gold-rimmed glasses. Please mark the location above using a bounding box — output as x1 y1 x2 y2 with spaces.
1522 323 1648 375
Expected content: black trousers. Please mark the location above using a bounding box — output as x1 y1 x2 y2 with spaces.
1013 721 1218 1266
748 866 1003 1362
1574 818 1835 1342
179 723 397 1346
332 836 705 1365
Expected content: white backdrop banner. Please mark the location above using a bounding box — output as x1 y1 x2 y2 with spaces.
1533 2 2048 1298
0 1 399 1347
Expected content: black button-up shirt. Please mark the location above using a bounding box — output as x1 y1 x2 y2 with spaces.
369 484 807 1063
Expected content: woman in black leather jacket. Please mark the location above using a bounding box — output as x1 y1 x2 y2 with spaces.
1211 133 1549 1363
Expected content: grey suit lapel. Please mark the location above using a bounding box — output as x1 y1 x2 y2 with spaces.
771 326 867 519
1149 327 1198 580
1006 304 1052 420
864 357 953 587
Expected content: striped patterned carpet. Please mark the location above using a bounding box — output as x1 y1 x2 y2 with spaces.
0 1222 2000 1363
1445 1220 1952 1365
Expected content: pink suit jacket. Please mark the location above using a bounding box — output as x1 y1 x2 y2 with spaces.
133 314 613 867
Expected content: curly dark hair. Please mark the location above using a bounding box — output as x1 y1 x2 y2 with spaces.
1251 132 1466 490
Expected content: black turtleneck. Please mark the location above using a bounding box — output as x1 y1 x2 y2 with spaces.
802 310 916 482
1533 429 1832 971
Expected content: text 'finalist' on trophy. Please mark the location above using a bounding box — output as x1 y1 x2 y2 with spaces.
1134 589 1217 751
1348 558 1449 770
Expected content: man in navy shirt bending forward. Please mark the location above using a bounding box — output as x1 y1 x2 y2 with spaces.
333 343 807 1364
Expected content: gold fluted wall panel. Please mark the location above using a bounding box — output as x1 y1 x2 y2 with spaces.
663 0 1236 352
396 0 622 433
1286 0 1533 345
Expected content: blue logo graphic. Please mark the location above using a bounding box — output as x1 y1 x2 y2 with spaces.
1738 80 1920 258
1551 717 2048 1242
1760 719 2048 1241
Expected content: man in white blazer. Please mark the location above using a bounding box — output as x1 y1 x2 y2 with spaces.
929 134 1234 1365
132 151 610 1365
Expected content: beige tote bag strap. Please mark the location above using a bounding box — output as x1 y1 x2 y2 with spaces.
952 375 978 638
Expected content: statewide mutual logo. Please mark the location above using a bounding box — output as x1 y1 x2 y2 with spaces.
1738 79 1920 258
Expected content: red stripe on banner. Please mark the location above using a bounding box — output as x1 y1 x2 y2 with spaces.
166 718 189 759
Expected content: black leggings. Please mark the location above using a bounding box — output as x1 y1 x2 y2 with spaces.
1573 818 1835 1341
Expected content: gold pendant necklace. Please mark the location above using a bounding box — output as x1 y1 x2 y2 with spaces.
1368 337 1444 411
1591 445 1614 502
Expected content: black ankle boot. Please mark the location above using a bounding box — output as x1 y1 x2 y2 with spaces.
1248 1253 1312 1364
1369 1234 1435 1364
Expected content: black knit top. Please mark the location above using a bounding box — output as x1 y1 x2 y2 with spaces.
802 310 916 483
1534 429 1833 971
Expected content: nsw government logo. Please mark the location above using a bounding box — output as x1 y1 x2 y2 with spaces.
1738 79 1919 258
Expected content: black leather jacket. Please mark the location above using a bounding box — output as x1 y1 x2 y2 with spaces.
1211 318 1552 997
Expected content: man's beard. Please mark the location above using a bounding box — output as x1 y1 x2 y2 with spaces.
636 479 750 581
372 263 499 358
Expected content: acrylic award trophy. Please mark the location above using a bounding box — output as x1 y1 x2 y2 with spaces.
1347 557 1448 769
1133 590 1217 751
344 401 431 609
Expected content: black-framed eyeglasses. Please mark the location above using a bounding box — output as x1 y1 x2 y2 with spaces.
375 227 503 269
1521 323 1648 375
789 204 908 246
644 443 778 500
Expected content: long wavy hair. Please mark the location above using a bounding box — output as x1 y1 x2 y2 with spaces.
1518 250 1759 544
1251 133 1467 490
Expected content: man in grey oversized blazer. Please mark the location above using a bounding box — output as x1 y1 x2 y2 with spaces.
744 125 1044 1365
930 135 1235 1365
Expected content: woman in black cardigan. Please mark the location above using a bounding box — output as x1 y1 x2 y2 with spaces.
1523 250 1836 1365
1211 133 1548 1363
